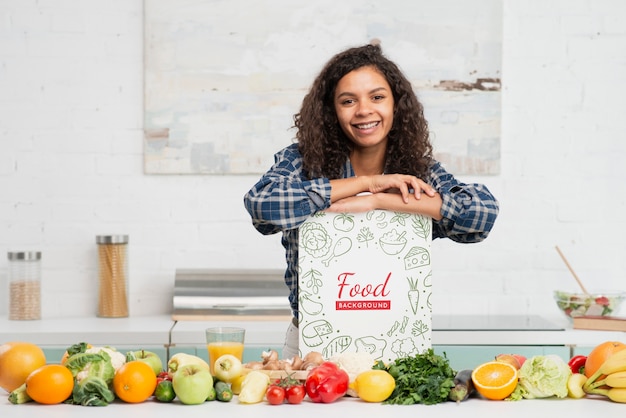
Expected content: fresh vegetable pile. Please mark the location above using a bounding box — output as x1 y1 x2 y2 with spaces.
4 339 626 407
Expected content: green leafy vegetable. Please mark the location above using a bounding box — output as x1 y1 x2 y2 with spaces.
374 349 456 405
510 355 571 399
64 352 116 406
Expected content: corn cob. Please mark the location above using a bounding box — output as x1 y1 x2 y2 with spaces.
584 349 626 390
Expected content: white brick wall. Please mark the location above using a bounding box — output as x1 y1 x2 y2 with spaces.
1 0 625 319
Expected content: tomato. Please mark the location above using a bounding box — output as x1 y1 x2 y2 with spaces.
156 371 171 384
266 385 285 405
285 384 306 404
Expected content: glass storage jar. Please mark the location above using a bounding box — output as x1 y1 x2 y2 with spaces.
8 251 42 320
96 235 129 317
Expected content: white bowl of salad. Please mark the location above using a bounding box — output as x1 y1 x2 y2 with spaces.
554 290 625 320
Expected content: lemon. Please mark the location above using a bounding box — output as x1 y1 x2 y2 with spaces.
350 370 395 402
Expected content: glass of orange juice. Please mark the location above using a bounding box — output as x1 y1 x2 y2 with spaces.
205 326 245 375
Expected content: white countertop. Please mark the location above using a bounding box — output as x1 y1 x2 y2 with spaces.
0 315 174 347
1 394 624 417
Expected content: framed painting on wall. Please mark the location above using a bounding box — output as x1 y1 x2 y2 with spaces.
144 0 501 175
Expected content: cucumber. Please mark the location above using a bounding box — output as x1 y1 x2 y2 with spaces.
214 380 233 402
448 369 475 402
206 385 217 402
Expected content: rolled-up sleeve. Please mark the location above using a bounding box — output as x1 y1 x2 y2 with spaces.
243 145 332 235
429 161 499 243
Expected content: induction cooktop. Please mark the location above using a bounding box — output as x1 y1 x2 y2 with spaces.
431 315 565 331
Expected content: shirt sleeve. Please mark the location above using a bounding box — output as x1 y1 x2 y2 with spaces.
428 160 499 243
243 144 332 235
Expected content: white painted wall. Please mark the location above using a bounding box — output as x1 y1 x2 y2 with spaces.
1 0 625 320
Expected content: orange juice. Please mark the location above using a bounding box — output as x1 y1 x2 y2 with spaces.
207 342 244 375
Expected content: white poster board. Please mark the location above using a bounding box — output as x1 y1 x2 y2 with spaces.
298 210 432 363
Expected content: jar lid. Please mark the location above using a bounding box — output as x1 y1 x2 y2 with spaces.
96 235 129 244
7 251 42 261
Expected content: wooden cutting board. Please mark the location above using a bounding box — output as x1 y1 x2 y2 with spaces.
242 367 309 381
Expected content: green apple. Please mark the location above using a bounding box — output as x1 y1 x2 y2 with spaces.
214 354 243 383
172 364 213 405
131 349 163 376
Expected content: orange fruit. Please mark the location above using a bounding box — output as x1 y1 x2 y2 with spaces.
0 341 47 392
585 341 626 378
113 360 157 403
471 361 519 400
25 364 74 404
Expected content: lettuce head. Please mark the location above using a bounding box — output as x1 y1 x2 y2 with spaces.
516 355 571 399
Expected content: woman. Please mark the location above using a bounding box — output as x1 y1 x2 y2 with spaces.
244 43 499 358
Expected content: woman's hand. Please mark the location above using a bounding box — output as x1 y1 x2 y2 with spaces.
367 174 436 203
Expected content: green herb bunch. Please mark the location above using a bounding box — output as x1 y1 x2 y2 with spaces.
374 348 456 405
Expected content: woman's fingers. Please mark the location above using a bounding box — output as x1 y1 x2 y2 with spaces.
370 175 435 203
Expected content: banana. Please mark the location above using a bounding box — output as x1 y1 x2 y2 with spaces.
606 387 626 403
605 371 626 388
598 349 626 375
585 349 626 388
167 353 210 377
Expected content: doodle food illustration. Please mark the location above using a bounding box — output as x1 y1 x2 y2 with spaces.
379 229 408 255
424 272 432 287
356 226 374 247
387 316 410 337
298 209 433 363
406 277 420 315
301 319 333 347
322 335 352 358
302 268 323 294
391 337 418 357
299 291 323 315
412 214 431 239
333 213 355 232
404 246 430 270
412 319 430 339
300 222 332 258
322 237 352 266
354 336 387 360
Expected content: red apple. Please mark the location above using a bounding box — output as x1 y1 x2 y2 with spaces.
495 354 522 370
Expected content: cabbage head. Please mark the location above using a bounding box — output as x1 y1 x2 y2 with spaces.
64 351 116 406
515 355 571 399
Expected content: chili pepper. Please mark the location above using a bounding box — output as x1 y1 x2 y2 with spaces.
304 361 349 403
568 355 587 374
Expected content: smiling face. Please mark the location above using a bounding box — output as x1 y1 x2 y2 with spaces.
334 65 395 152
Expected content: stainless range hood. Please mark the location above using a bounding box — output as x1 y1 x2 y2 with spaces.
172 269 291 320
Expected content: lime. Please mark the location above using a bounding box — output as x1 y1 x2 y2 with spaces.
154 380 176 403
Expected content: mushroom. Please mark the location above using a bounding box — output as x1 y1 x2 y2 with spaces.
290 354 303 370
243 361 264 370
261 349 279 364
262 360 282 370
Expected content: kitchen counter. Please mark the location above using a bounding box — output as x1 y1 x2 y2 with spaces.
2 314 625 351
1 395 624 417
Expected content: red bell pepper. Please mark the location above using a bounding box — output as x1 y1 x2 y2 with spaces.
304 361 349 403
568 355 587 374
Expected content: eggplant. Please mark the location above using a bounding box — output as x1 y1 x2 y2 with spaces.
448 369 475 402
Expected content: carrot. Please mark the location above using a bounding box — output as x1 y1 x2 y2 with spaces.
406 277 420 315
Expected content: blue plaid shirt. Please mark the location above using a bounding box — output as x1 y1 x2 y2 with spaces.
244 143 499 319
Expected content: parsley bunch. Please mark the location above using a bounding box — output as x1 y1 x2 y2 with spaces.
375 349 456 405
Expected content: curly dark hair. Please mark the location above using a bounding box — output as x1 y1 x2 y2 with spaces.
294 43 433 180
